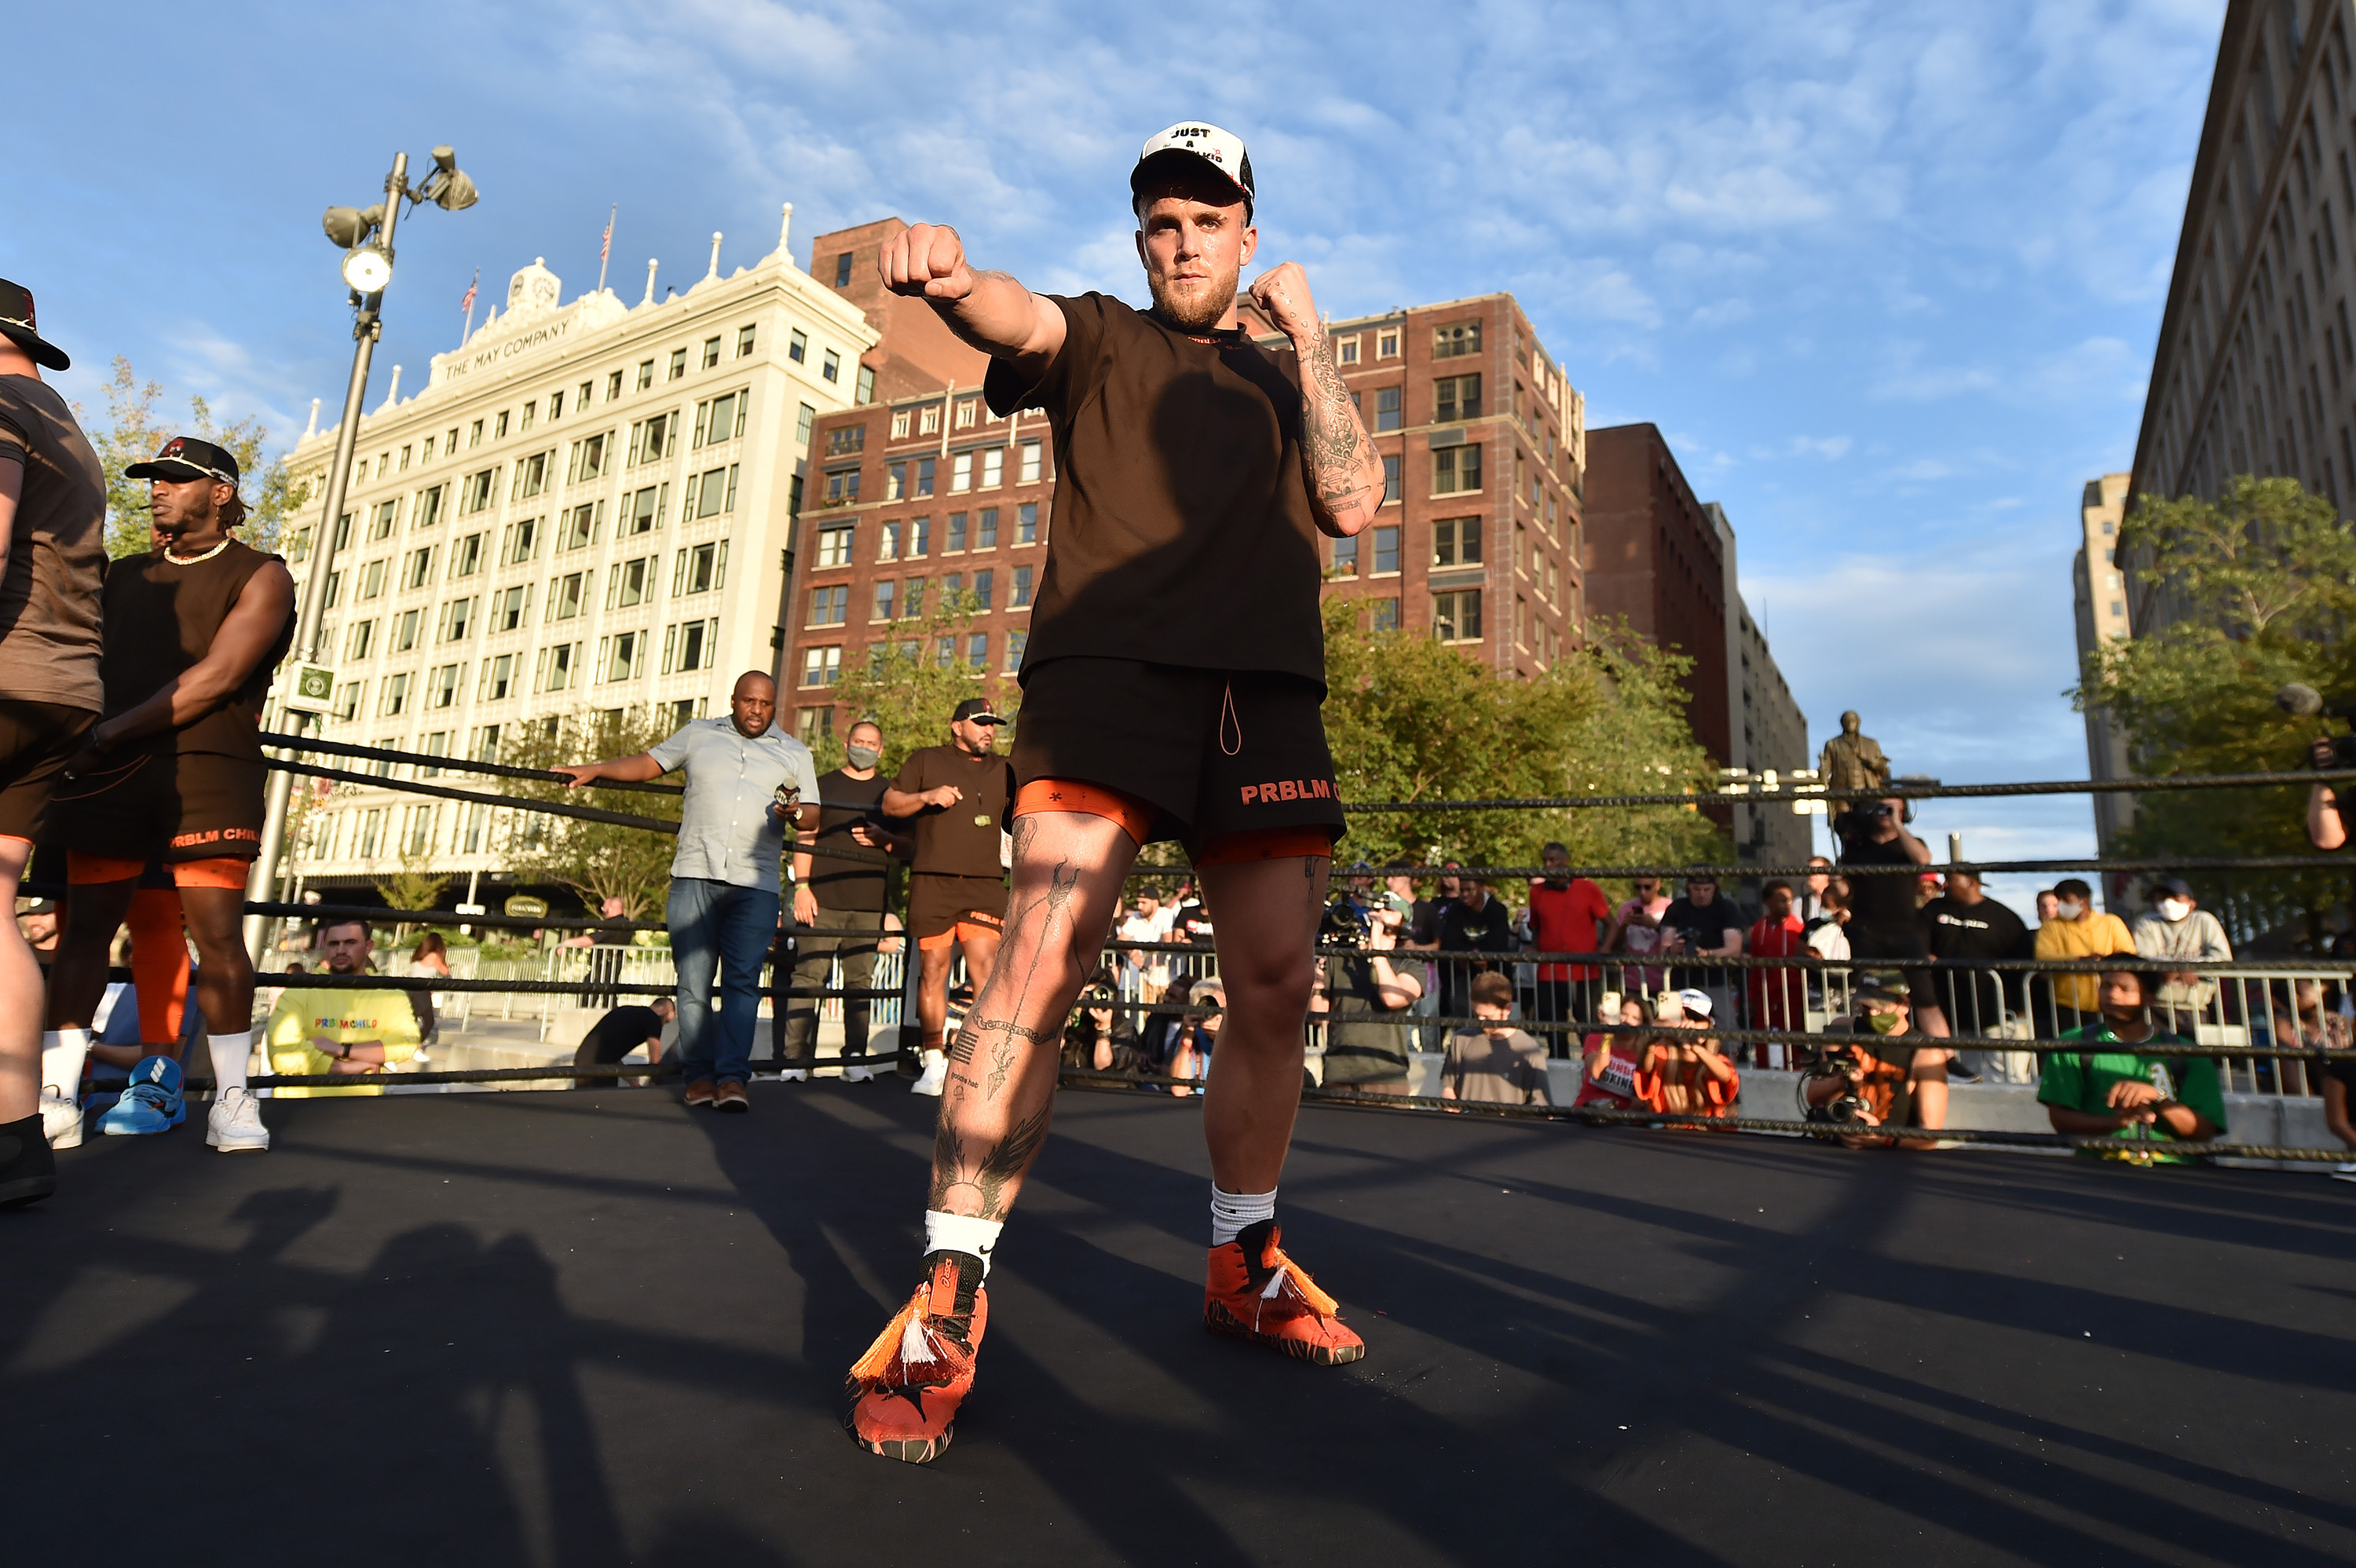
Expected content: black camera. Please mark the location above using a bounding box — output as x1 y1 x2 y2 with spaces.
1319 899 1371 950
2277 685 2356 767
1081 983 1116 1007
1855 802 1892 820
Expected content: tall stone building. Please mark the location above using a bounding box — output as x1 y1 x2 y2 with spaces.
1707 503 1812 869
785 287 1590 733
2073 473 2138 861
1582 424 1731 757
275 217 874 894
2127 0 2354 632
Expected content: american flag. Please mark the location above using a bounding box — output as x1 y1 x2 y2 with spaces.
459 271 478 314
600 210 613 264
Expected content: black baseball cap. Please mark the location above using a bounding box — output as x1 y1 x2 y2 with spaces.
1131 122 1256 219
0 278 69 371
951 697 1005 726
1855 974 1912 1003
126 436 241 486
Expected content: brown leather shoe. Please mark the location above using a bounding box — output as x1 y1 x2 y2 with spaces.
684 1078 716 1107
714 1079 750 1113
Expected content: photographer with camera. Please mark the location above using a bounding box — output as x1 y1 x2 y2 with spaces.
1061 966 1151 1081
1314 897 1425 1096
1801 974 1952 1149
2039 968 2224 1164
1831 796 1933 983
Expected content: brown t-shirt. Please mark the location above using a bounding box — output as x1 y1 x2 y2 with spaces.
101 539 294 758
892 744 1014 879
0 375 105 710
982 293 1325 688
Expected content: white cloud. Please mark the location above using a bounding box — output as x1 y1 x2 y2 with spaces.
1791 434 1852 459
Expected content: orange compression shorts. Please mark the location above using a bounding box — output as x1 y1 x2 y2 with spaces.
1013 778 1332 866
67 853 253 890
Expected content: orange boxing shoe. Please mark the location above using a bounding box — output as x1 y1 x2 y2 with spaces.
846 1251 989 1464
1203 1219 1366 1365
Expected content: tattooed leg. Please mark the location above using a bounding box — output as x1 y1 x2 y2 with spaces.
924 810 1137 1220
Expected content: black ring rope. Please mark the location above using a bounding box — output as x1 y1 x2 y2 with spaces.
1341 769 2356 813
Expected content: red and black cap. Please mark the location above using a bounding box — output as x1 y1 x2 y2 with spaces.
951 697 1006 726
126 436 241 487
1130 122 1255 220
0 278 69 372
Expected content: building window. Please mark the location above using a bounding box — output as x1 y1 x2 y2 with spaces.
496 411 511 440
1433 517 1482 567
1434 444 1482 495
1370 598 1399 631
390 608 422 652
1435 374 1481 423
955 400 979 429
915 457 935 497
704 392 746 447
558 502 599 552
370 499 397 539
701 336 721 370
1337 334 1359 365
822 349 841 382
664 617 720 674
801 645 842 687
920 406 941 436
1371 525 1401 576
599 630 644 682
1375 387 1400 433
379 671 411 716
493 583 529 631
737 324 756 358
538 641 578 693
606 556 653 610
873 580 897 621
1378 330 1399 358
789 330 807 364
856 364 876 404
551 572 586 622
891 410 913 439
404 546 436 590
980 448 1003 488
333 681 363 721
966 634 988 669
429 663 462 708
689 464 736 518
903 579 926 618
1017 503 1038 544
572 432 607 482
809 584 849 626
797 402 815 448
976 507 998 548
451 531 485 578
878 520 902 561
824 467 861 506
461 467 496 513
1433 321 1481 359
834 251 854 287
1011 565 1033 607
951 451 972 492
1332 534 1357 574
1432 589 1482 642
607 370 624 401
1382 455 1401 503
521 401 537 433
345 619 375 660
668 348 687 381
973 569 993 609
1004 629 1027 671
357 809 385 859
674 540 726 595
909 517 932 557
815 524 854 568
946 512 968 554
1019 440 1042 483
440 597 475 641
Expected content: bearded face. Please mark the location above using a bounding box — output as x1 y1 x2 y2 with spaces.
1134 169 1254 334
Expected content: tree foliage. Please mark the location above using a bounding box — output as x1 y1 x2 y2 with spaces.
496 707 687 919
805 588 1015 776
78 356 308 558
2075 476 2356 946
1321 603 1728 878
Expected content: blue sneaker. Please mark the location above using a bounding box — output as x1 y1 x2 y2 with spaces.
99 1055 185 1136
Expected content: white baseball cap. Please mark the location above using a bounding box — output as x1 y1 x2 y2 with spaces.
1131 121 1256 217
1676 988 1714 1019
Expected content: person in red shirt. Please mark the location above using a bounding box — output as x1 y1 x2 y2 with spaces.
1574 992 1653 1110
1744 879 1809 1066
1524 841 1612 1047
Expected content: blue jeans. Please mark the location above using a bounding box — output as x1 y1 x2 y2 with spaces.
668 877 780 1086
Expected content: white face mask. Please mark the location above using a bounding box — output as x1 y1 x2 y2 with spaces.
2056 898 2086 920
2157 898 2191 923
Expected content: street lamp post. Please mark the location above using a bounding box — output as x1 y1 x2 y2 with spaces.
243 148 477 965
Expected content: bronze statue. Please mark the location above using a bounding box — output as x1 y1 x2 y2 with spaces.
1818 711 1890 794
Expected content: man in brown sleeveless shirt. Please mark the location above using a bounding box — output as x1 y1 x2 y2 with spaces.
0 277 104 1208
47 436 294 1154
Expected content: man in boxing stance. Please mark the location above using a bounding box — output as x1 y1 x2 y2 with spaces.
45 436 294 1154
847 122 1388 1463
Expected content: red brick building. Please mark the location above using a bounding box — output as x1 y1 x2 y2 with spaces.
1581 422 1732 762
783 250 1590 739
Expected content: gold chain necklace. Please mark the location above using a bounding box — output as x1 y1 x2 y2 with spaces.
163 538 232 566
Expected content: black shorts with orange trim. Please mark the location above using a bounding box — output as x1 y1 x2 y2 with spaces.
1010 658 1344 852
906 873 1008 945
0 699 94 843
49 747 269 864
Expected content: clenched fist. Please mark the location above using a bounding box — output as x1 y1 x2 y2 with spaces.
880 223 975 302
1247 261 1319 342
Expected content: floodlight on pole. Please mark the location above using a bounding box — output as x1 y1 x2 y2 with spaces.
245 144 481 964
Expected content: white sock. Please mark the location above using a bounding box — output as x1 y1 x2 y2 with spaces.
208 1031 254 1096
922 1047 945 1065
924 1210 1003 1278
1210 1184 1277 1246
41 1028 90 1103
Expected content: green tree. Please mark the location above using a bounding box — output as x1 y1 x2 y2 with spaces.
2074 475 2356 945
810 587 1017 774
496 707 686 918
79 356 308 558
371 846 451 936
1321 602 1727 879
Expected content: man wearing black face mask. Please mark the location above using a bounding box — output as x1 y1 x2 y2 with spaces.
781 720 908 1080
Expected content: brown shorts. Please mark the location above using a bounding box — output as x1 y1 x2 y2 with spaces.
0 699 95 843
49 747 269 864
906 873 1006 945
1010 658 1344 851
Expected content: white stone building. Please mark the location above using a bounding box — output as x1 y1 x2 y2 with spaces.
276 220 876 893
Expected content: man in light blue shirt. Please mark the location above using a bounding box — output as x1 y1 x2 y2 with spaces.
558 671 819 1110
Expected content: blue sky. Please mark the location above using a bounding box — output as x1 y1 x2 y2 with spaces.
9 0 2227 914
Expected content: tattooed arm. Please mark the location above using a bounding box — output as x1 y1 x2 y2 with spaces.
1246 261 1387 538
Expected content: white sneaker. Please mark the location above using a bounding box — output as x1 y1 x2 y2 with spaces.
910 1054 946 1097
207 1086 271 1153
841 1065 873 1084
2335 1161 2356 1183
778 1068 810 1083
41 1093 83 1150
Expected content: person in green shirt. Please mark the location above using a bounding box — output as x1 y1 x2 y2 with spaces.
2039 967 2226 1163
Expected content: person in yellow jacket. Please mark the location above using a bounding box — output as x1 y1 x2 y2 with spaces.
265 919 423 1097
2032 877 2135 1036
